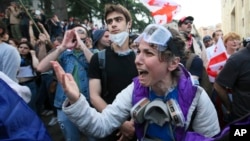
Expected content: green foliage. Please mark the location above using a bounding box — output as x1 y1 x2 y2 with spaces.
24 0 153 32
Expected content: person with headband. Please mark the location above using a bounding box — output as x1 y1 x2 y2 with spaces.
51 24 220 141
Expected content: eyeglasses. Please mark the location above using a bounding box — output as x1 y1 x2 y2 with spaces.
106 16 124 25
183 20 193 25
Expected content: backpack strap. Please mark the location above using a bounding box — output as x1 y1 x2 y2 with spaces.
98 49 106 69
98 49 108 97
185 53 197 71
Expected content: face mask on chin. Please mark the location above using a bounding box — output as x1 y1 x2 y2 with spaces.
110 31 129 47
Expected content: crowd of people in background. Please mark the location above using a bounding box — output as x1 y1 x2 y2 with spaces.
1 1 250 141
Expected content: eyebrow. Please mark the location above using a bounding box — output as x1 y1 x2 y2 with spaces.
106 16 123 21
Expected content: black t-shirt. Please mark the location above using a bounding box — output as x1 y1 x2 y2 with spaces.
182 55 203 82
88 47 138 141
216 47 250 119
88 47 138 104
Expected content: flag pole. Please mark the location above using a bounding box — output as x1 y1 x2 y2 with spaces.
18 0 42 34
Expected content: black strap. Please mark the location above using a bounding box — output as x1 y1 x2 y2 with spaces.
185 53 197 70
98 50 109 97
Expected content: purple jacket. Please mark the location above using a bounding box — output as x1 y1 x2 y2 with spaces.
132 65 198 141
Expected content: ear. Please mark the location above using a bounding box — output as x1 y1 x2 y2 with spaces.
127 22 132 29
167 57 180 71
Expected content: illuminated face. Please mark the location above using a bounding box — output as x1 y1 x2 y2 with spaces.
179 20 193 34
135 40 170 87
18 44 30 55
225 38 241 51
106 12 128 34
98 31 110 47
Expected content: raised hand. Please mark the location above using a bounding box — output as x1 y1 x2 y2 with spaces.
61 30 77 50
73 27 88 50
38 33 47 42
51 61 80 104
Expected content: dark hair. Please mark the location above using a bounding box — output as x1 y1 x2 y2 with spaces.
159 27 185 79
212 29 223 38
163 27 185 60
104 4 132 23
129 34 139 45
243 37 250 47
8 38 20 46
0 21 7 37
18 41 36 73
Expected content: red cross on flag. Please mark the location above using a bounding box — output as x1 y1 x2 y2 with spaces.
140 0 181 24
206 37 228 82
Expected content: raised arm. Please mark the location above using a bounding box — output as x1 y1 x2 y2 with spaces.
37 22 50 40
36 45 64 72
37 30 77 72
30 50 39 69
29 20 36 46
36 33 53 61
51 61 133 138
73 27 93 63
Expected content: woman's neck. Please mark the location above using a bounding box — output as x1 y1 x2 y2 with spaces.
151 78 176 96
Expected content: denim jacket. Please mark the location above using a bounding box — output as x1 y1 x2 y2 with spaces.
54 50 89 108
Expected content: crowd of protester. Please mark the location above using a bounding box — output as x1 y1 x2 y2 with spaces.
1 1 250 141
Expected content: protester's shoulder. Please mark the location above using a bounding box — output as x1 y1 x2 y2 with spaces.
105 47 113 53
89 52 99 65
227 49 248 64
192 56 203 66
0 42 14 50
1 43 19 55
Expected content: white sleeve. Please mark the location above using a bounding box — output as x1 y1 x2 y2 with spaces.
192 88 220 137
2 47 20 82
62 83 134 138
0 71 31 103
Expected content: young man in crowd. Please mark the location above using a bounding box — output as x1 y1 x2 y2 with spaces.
92 29 110 53
203 35 214 48
88 4 138 141
178 16 208 67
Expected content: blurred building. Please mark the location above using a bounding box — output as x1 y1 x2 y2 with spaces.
221 0 250 39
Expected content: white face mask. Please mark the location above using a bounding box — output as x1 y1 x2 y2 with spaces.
110 31 129 47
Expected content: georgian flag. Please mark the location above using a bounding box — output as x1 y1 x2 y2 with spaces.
140 0 181 24
206 37 228 82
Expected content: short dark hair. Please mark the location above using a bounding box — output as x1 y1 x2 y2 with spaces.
104 4 132 23
212 29 223 38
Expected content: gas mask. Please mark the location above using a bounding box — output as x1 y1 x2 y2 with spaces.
131 98 185 127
